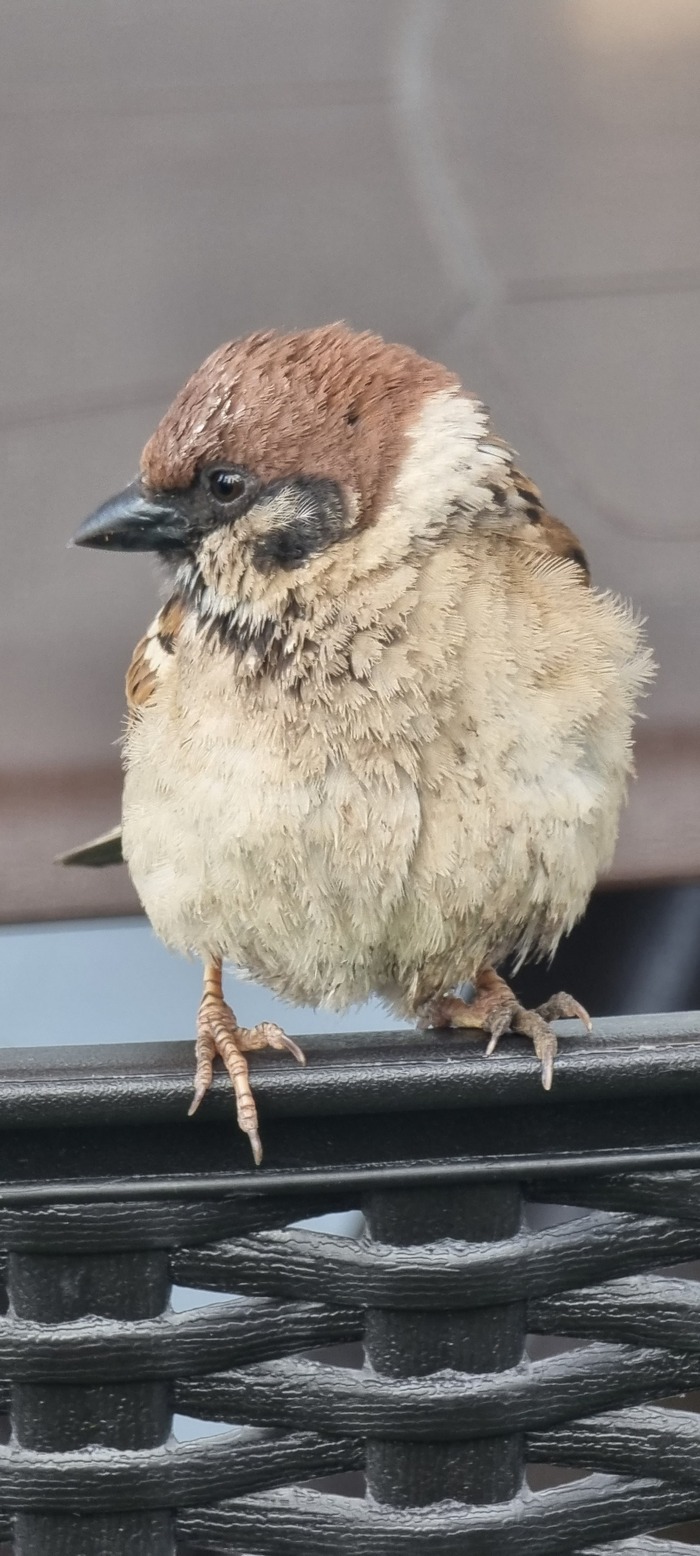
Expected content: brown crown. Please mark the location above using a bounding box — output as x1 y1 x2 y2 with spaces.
141 324 459 526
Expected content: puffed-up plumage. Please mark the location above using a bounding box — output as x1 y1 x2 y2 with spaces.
73 325 653 1161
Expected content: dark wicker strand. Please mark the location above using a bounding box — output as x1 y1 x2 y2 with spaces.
0 1191 348 1255
528 1168 700 1221
530 1273 700 1349
176 1476 700 1555
173 1343 700 1437
0 1297 361 1382
171 1211 700 1307
0 1430 363 1512
580 1542 694 1555
528 1403 700 1483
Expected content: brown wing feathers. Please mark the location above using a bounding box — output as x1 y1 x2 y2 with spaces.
126 597 186 713
509 465 590 582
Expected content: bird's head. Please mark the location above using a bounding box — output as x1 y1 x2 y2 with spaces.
74 325 497 632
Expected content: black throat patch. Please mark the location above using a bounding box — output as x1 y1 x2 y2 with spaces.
173 565 318 683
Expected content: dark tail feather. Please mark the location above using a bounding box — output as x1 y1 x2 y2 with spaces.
55 825 124 868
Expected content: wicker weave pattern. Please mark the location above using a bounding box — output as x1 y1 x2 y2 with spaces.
1 1020 700 1553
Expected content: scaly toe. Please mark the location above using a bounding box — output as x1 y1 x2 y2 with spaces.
213 1018 306 1165
417 994 472 1031
537 992 592 1032
510 1005 558 1090
419 993 516 1046
415 974 576 1092
242 1022 307 1066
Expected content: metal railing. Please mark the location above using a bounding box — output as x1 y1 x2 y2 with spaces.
1 1012 700 1553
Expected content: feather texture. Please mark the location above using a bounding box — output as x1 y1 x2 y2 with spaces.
114 333 652 1015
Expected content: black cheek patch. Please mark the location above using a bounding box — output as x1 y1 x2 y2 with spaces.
252 476 348 573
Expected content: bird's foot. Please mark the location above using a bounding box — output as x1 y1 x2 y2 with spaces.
418 967 590 1091
188 962 305 1164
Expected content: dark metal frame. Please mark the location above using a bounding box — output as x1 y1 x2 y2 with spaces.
1 1013 700 1553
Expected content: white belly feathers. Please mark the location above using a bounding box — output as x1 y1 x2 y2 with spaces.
122 706 422 1008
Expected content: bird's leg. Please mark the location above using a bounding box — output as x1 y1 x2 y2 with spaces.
417 966 590 1091
188 957 305 1164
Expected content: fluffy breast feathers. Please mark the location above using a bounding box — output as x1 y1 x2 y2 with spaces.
119 329 652 1004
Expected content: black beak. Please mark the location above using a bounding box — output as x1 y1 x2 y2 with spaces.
73 480 191 552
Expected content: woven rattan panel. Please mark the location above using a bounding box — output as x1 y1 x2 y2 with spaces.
1 1020 700 1553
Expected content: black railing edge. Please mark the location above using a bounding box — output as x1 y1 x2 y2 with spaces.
0 1012 699 1134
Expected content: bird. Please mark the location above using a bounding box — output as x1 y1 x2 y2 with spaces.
70 324 653 1164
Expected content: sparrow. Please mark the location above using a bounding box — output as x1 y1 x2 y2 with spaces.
70 325 653 1163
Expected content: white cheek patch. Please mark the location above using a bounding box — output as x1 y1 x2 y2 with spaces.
357 389 512 568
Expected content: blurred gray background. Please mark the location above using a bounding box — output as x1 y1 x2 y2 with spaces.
1 0 699 922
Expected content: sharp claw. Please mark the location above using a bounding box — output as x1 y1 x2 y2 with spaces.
562 997 592 1032
539 993 591 1033
283 1036 307 1066
248 1129 263 1166
187 1084 208 1117
422 975 581 1095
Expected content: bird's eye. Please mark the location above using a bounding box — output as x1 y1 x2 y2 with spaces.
206 468 248 504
